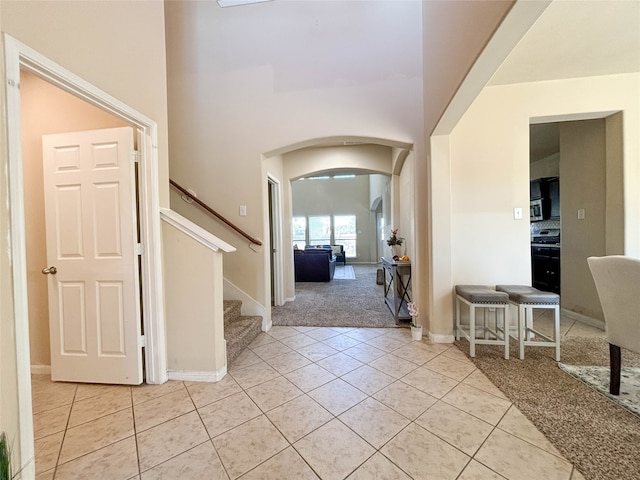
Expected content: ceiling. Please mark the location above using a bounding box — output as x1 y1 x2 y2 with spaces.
489 0 640 86
491 0 640 163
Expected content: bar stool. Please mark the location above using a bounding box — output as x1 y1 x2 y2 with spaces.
495 285 560 361
455 285 510 359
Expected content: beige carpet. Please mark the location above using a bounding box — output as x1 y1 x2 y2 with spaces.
456 337 640 480
272 264 399 328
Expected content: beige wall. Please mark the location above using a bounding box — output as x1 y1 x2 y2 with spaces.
605 112 625 256
1 0 168 467
439 73 640 338
1 0 169 205
21 71 128 367
162 222 225 375
559 119 607 319
164 1 425 313
421 1 514 334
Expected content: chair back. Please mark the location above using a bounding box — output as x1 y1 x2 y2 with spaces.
587 255 640 352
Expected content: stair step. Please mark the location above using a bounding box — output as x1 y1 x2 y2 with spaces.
225 315 262 365
223 300 242 325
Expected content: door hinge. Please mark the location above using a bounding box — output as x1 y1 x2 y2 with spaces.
131 150 140 163
139 335 146 348
137 243 143 255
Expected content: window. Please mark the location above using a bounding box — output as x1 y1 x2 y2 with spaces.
334 215 357 257
292 214 358 257
333 174 355 179
308 215 331 245
292 216 306 249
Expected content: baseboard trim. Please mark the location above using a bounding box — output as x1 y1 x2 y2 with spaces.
263 320 273 332
428 332 455 344
31 365 51 375
561 308 605 329
167 367 227 383
223 278 266 318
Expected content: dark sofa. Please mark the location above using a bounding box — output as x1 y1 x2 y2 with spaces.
294 248 336 282
305 244 345 265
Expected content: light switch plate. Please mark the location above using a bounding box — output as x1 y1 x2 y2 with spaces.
239 205 247 216
514 207 523 220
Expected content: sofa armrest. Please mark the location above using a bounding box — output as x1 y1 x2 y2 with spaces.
331 245 346 265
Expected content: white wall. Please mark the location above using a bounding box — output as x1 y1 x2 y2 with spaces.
435 73 640 337
164 1 424 313
369 174 387 210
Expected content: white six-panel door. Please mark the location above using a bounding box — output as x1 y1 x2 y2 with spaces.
42 127 142 384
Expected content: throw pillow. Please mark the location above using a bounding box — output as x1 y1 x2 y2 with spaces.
331 246 342 255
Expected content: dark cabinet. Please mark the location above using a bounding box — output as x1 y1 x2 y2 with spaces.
530 176 560 220
546 177 560 219
530 179 542 200
532 246 560 294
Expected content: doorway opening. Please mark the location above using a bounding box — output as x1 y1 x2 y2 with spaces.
268 175 283 307
5 35 167 472
529 114 624 324
23 71 144 383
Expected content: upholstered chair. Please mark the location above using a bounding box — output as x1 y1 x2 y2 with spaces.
587 255 640 395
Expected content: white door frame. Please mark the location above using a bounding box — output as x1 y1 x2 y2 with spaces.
267 175 284 307
4 34 167 474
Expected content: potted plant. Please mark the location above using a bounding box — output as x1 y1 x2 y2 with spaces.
1 432 14 480
1 431 26 480
386 228 404 259
407 302 422 340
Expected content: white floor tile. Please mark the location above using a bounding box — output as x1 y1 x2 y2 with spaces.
33 325 583 480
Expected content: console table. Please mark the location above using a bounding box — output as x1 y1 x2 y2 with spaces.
381 257 412 325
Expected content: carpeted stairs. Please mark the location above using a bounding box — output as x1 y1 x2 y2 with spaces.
224 300 262 364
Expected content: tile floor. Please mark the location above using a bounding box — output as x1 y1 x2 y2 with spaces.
32 322 602 480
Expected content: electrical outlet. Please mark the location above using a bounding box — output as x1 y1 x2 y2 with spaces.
577 208 585 220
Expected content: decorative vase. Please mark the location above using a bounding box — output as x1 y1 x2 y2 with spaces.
411 324 422 340
391 245 402 258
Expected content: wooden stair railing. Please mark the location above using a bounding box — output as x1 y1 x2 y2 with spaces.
170 179 263 247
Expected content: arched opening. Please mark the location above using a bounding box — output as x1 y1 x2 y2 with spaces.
263 137 414 328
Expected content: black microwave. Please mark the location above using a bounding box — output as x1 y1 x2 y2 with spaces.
530 199 544 221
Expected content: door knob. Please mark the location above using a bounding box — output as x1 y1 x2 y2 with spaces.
41 266 57 275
